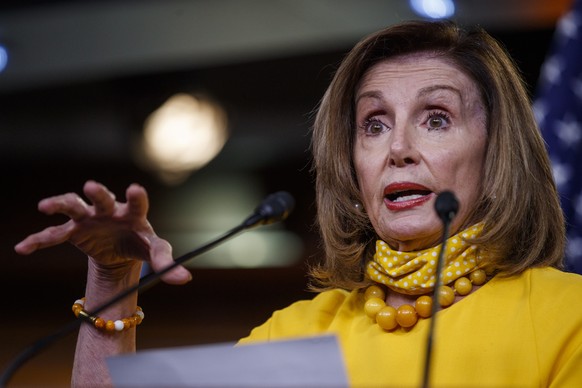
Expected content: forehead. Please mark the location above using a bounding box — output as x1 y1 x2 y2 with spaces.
358 52 480 102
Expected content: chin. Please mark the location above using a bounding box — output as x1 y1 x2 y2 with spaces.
379 222 441 252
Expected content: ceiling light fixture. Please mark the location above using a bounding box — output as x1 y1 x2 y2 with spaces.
410 0 455 20
137 93 228 185
0 45 8 73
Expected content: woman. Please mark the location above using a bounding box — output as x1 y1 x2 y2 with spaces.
15 21 582 386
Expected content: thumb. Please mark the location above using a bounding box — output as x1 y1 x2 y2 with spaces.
149 238 192 285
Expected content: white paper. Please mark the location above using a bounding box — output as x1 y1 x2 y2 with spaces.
107 335 348 387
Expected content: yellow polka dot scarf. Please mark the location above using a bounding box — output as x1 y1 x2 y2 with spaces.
366 223 484 295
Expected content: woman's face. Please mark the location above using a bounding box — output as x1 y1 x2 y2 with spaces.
354 53 487 252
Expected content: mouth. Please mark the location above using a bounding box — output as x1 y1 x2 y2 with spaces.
385 189 432 202
383 183 434 210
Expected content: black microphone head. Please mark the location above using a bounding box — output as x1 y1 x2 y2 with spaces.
244 191 295 228
434 191 459 223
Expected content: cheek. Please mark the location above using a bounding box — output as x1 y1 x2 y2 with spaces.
355 163 383 232
354 158 374 202
446 148 486 211
354 142 369 184
354 147 385 200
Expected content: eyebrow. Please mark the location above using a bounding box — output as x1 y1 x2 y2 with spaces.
355 90 384 105
417 84 463 102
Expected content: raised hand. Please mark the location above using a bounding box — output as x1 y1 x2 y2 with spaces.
15 180 191 285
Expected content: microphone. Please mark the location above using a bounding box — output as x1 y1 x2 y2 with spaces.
434 190 459 223
0 191 295 387
422 191 459 388
243 191 295 228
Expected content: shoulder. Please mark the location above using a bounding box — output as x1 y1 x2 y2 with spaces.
491 267 582 310
465 267 582 336
492 266 582 295
300 288 361 314
525 267 582 323
526 268 582 383
240 288 363 343
514 267 582 344
272 288 363 326
527 266 582 293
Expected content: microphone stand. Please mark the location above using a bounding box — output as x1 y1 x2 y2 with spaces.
421 191 458 388
0 191 294 387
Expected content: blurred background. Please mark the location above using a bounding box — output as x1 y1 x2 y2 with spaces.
0 0 573 386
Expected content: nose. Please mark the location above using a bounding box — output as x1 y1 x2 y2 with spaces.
388 123 419 167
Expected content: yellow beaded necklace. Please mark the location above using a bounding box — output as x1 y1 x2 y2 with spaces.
363 268 488 330
364 223 488 330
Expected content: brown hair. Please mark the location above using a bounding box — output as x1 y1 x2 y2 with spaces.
310 20 565 290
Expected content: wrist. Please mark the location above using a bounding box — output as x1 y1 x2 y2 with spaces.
84 258 143 318
88 258 142 283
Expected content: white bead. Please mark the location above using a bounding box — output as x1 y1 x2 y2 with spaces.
114 320 125 331
74 299 84 306
136 310 145 319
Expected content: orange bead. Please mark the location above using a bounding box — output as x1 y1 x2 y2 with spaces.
364 297 386 319
470 269 487 286
396 304 418 328
376 306 398 331
94 318 106 330
415 296 433 318
364 285 386 301
72 305 82 318
438 286 455 307
105 320 116 332
454 277 473 296
122 318 131 330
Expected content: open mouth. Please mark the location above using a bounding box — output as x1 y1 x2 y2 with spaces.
386 189 432 203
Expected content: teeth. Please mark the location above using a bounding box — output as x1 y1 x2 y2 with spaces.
394 194 424 202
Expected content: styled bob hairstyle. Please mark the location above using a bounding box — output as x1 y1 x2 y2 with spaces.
310 20 565 290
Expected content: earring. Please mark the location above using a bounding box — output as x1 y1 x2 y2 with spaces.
354 202 364 212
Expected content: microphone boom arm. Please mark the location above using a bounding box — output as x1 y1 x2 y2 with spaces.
421 190 459 388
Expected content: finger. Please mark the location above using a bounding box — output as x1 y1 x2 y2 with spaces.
149 239 192 285
125 183 149 220
38 193 90 222
83 180 116 217
14 222 74 255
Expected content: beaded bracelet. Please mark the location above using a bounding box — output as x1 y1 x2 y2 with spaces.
72 297 144 333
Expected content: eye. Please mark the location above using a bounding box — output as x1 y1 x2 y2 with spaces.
426 111 450 130
361 118 389 135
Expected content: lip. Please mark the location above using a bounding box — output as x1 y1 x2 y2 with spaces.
383 182 434 211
